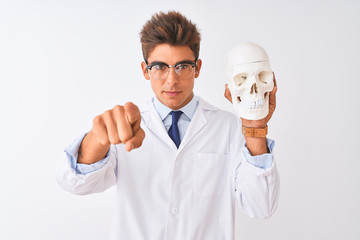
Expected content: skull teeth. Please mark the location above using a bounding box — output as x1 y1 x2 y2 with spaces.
239 98 265 109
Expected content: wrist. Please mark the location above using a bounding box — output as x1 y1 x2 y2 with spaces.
245 136 268 155
78 131 110 164
242 125 269 156
242 125 268 138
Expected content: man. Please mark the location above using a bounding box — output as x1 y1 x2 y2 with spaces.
57 11 279 240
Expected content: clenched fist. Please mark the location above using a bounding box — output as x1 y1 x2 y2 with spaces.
78 102 145 164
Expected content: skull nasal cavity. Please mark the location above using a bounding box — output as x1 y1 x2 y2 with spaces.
250 83 258 94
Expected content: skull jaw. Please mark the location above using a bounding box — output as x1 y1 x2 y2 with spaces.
233 95 270 120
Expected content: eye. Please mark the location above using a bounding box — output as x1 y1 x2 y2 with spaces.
258 71 272 84
176 64 190 70
153 64 167 71
233 73 248 86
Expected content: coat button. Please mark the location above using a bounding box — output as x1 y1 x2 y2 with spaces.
171 207 178 214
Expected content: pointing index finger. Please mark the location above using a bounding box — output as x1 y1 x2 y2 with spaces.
124 102 141 127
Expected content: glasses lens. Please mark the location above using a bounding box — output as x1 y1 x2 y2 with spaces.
175 63 195 78
149 64 169 80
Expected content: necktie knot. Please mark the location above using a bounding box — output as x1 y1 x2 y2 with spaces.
171 111 183 125
168 111 183 148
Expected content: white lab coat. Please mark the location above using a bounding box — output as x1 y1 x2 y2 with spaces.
57 97 280 240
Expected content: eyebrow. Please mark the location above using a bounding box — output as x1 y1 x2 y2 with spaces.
148 61 167 66
148 59 195 66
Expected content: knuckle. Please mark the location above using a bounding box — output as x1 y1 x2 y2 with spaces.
103 110 112 117
120 133 132 143
127 115 137 124
124 101 133 107
112 105 125 119
109 137 121 145
122 127 135 142
99 136 110 145
125 102 139 112
112 104 124 112
93 115 103 126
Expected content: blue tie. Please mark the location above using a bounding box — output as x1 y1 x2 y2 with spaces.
168 111 183 148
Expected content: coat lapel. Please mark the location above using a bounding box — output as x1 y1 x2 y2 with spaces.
141 101 176 149
178 97 217 152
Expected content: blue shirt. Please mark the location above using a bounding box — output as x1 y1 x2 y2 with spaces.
65 96 274 174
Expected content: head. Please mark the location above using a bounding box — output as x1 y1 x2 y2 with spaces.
140 11 202 110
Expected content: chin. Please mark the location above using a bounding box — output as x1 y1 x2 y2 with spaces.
165 101 182 109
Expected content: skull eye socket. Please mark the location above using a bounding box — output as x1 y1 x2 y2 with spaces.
258 71 272 84
233 73 248 86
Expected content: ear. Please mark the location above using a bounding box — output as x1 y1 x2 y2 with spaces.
141 62 150 80
194 59 202 78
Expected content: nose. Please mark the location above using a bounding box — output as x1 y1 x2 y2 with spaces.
250 83 258 94
165 67 179 85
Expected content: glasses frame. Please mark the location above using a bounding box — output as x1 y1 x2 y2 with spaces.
145 59 198 80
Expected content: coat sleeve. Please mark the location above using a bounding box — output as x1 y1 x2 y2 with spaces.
56 135 118 195
231 125 280 219
235 152 280 218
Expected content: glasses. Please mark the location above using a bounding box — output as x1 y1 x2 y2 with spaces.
146 60 197 80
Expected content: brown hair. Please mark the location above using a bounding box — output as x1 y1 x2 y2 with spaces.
140 11 201 62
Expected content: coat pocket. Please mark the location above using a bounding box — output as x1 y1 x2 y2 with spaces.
193 153 229 197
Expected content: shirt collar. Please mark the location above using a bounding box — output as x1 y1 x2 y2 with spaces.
153 95 199 121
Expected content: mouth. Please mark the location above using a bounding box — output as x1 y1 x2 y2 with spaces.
164 91 181 97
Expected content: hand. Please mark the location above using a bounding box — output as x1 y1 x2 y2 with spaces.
224 73 278 128
91 102 145 152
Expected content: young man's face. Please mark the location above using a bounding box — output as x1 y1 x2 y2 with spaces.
141 44 202 110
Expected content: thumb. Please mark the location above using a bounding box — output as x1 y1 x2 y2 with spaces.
224 84 233 103
269 74 277 109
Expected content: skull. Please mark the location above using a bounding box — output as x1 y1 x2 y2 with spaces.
225 42 274 120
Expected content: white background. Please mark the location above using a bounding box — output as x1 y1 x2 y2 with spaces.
1 0 360 239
